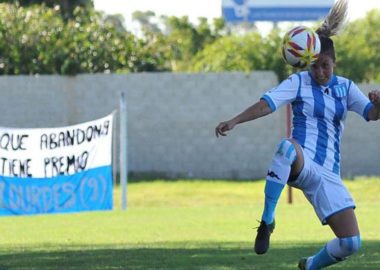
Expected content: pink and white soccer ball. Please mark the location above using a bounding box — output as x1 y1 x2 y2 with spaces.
282 26 321 68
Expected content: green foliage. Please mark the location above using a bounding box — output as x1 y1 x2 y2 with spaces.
190 28 292 80
0 3 160 75
0 0 94 18
130 13 224 71
262 28 293 81
160 16 224 71
189 11 380 83
190 33 265 72
132 10 161 34
335 10 380 82
0 2 379 81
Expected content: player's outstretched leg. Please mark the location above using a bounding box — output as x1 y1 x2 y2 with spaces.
254 139 297 255
298 236 361 269
298 209 361 269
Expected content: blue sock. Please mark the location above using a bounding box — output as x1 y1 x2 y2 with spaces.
308 246 337 270
261 181 284 224
261 139 296 224
307 236 361 269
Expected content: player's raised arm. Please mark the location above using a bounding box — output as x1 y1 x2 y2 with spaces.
215 99 272 137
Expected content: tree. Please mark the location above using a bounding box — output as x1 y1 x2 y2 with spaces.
132 10 160 34
262 27 292 81
0 3 164 74
190 10 380 83
131 12 225 72
0 0 94 18
335 9 380 82
190 33 266 72
160 16 224 71
103 14 127 33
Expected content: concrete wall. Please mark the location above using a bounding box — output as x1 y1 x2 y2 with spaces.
0 73 379 179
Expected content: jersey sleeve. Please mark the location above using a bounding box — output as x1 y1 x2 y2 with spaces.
261 73 299 112
347 81 373 121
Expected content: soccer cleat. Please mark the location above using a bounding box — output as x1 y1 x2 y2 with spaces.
298 258 308 270
254 219 275 255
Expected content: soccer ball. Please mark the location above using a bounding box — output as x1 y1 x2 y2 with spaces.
282 26 321 68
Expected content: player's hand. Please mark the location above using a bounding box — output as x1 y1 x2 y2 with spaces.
215 120 237 137
369 90 380 107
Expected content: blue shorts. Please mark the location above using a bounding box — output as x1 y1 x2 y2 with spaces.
288 147 356 225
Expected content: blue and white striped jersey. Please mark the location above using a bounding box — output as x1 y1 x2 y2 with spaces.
262 71 373 175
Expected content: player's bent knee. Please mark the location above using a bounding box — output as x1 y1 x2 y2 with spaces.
340 235 361 254
274 139 297 165
338 235 361 259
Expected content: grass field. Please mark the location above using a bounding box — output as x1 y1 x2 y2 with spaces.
0 178 379 269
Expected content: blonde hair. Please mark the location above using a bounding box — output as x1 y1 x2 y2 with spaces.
316 0 349 37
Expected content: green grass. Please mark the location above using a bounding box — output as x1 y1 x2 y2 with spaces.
0 178 380 269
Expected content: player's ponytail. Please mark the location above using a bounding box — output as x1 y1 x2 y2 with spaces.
316 0 349 38
315 0 349 62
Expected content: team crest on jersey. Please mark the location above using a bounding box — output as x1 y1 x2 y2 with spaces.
333 84 348 98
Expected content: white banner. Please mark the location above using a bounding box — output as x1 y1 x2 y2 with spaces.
0 114 113 178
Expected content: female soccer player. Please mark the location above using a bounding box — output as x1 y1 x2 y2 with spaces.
215 0 380 269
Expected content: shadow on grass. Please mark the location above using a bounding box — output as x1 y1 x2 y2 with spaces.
0 241 379 270
125 177 262 183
